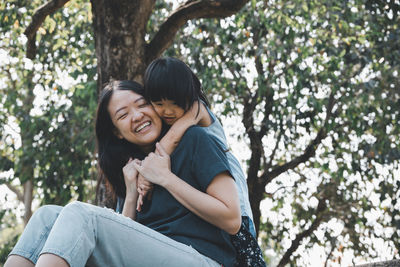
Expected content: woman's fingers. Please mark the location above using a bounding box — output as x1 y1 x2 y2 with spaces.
132 160 143 173
134 148 171 185
138 174 152 186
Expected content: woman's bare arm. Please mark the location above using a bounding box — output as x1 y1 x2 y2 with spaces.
122 159 139 220
163 171 241 234
133 143 241 234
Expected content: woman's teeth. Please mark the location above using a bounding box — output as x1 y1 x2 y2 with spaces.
135 122 150 132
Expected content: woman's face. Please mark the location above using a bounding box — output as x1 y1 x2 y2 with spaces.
108 90 162 153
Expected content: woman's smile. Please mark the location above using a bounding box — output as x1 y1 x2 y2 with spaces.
134 121 151 133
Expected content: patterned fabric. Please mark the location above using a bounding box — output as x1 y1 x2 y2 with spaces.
231 221 266 267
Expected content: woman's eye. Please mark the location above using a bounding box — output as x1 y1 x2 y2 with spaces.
118 114 127 120
139 103 149 108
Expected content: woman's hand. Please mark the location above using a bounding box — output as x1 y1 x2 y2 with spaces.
122 158 139 200
133 143 171 187
122 158 140 220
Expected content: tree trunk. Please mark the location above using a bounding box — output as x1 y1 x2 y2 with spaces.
23 179 33 225
91 0 155 206
247 176 264 236
242 91 264 236
19 71 35 225
90 0 155 90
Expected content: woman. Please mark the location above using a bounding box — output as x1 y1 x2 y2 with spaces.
5 80 241 267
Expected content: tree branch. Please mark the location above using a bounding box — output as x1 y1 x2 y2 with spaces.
324 237 337 267
277 198 328 267
6 184 24 203
253 44 272 138
215 48 250 102
266 119 283 171
146 0 249 63
264 92 336 184
24 0 70 59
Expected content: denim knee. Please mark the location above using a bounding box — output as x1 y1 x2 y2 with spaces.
61 201 91 219
60 201 95 226
63 200 86 211
29 205 62 228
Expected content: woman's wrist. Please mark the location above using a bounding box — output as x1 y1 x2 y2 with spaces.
125 191 138 202
160 172 178 190
122 193 138 220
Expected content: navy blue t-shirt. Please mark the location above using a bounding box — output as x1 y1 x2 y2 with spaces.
136 126 236 267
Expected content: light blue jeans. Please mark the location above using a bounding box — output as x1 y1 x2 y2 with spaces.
9 201 220 267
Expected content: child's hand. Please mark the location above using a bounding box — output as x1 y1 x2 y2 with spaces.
137 173 153 196
136 174 153 211
159 101 209 156
183 100 209 126
184 100 201 124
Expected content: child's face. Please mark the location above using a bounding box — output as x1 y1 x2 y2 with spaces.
151 99 185 125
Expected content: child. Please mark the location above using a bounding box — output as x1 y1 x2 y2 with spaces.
142 57 257 238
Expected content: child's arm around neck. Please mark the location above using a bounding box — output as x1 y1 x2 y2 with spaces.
159 101 212 155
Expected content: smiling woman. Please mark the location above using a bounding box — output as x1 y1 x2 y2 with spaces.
107 89 162 153
5 80 241 267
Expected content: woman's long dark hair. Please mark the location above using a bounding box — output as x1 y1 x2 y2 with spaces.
95 80 147 199
144 57 210 111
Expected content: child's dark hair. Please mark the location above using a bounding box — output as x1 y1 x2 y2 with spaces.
144 57 210 111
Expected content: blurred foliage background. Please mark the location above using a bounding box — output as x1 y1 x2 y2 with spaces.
0 0 399 266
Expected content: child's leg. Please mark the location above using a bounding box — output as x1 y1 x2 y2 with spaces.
247 217 257 238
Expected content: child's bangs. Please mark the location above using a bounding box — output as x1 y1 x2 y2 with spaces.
146 68 194 111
